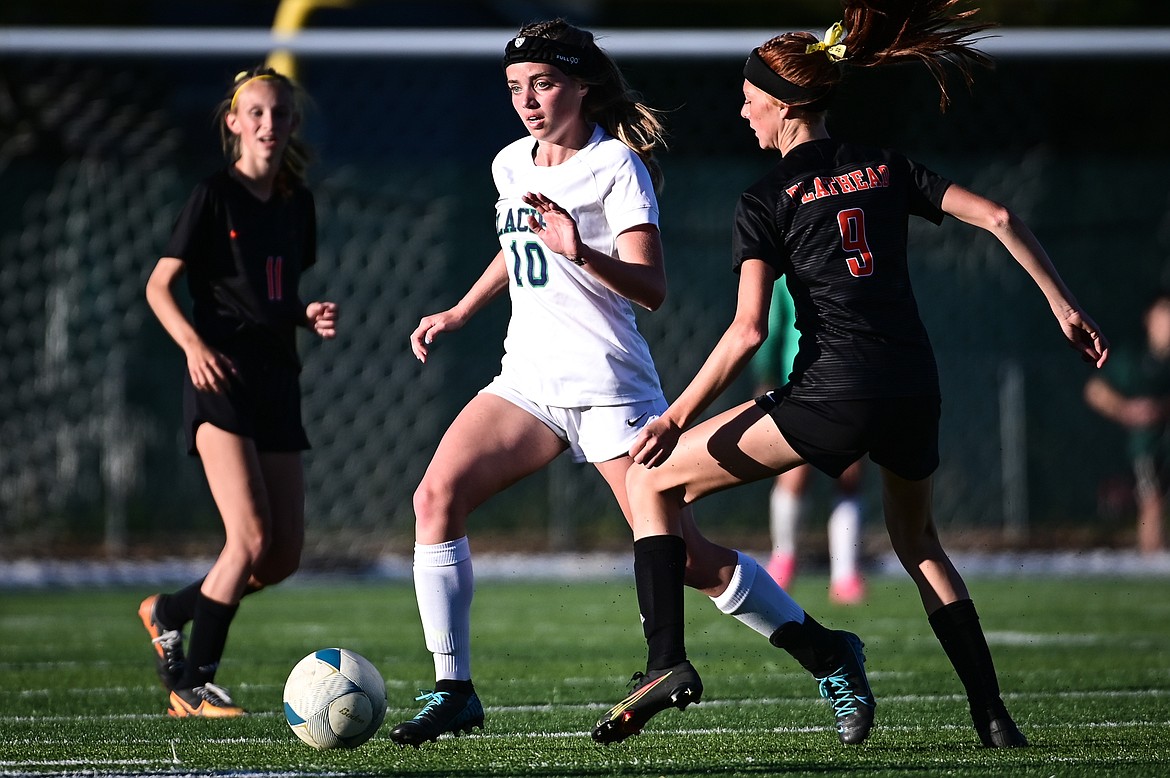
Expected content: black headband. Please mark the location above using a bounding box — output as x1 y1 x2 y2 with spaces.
743 49 834 110
502 35 596 77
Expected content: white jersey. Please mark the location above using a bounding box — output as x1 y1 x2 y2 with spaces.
491 124 664 407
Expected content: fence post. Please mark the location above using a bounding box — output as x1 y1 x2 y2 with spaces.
999 360 1029 541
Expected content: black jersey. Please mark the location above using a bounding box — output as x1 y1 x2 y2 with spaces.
732 139 951 400
164 168 316 365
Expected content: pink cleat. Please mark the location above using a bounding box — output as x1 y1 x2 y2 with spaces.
766 553 796 590
829 574 867 605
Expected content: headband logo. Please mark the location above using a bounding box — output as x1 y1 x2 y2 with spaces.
502 35 591 75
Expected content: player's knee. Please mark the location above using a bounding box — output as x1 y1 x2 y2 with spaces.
412 478 460 536
886 525 918 557
227 521 272 569
255 541 303 585
254 559 298 586
625 461 661 497
888 523 942 566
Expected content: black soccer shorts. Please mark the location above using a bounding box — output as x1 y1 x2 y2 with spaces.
756 390 940 481
183 350 310 455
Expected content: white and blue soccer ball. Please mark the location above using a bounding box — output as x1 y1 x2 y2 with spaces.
283 648 387 749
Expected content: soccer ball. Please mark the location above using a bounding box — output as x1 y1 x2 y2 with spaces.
282 648 387 749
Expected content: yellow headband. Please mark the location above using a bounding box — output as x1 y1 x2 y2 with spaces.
805 22 847 62
230 73 278 110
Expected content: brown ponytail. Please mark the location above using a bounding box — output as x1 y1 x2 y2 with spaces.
757 0 994 112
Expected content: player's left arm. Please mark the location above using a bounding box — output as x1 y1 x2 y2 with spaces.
941 183 1109 367
521 191 666 310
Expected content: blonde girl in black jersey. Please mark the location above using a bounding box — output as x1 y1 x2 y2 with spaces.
139 67 338 718
605 1 1109 748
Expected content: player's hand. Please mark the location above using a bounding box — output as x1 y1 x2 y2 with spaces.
411 309 465 363
1060 308 1109 368
185 341 235 394
629 415 682 468
521 191 585 263
307 301 338 339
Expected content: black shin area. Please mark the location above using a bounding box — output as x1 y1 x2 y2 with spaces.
928 599 1007 716
770 612 844 675
178 594 239 689
633 535 688 671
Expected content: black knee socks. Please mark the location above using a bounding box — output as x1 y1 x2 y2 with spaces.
929 599 1008 717
178 593 239 690
633 535 688 671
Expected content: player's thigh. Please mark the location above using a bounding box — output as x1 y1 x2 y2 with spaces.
257 452 305 563
419 392 567 512
195 423 270 536
593 455 636 524
650 399 804 504
879 466 936 548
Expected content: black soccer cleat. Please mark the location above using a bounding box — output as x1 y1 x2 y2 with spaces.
815 631 876 745
974 706 1029 748
168 682 246 718
388 689 484 747
138 594 185 691
591 660 703 744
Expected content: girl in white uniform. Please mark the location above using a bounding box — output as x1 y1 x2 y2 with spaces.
492 121 663 408
389 18 867 748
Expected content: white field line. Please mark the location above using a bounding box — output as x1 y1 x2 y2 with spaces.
1 720 1168 768
2 723 1167 778
3 687 1168 725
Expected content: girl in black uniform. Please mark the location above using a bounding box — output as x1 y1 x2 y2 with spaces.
139 66 338 717
607 1 1109 748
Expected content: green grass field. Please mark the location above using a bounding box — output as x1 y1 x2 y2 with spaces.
2 574 1169 777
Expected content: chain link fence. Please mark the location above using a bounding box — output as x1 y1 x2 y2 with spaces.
3 42 1169 561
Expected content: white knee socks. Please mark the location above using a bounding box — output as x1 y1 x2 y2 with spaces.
413 537 474 682
711 551 805 637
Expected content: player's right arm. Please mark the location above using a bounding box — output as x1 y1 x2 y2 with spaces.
410 250 508 363
145 256 234 393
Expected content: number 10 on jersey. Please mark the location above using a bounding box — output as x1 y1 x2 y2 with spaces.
510 240 549 287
